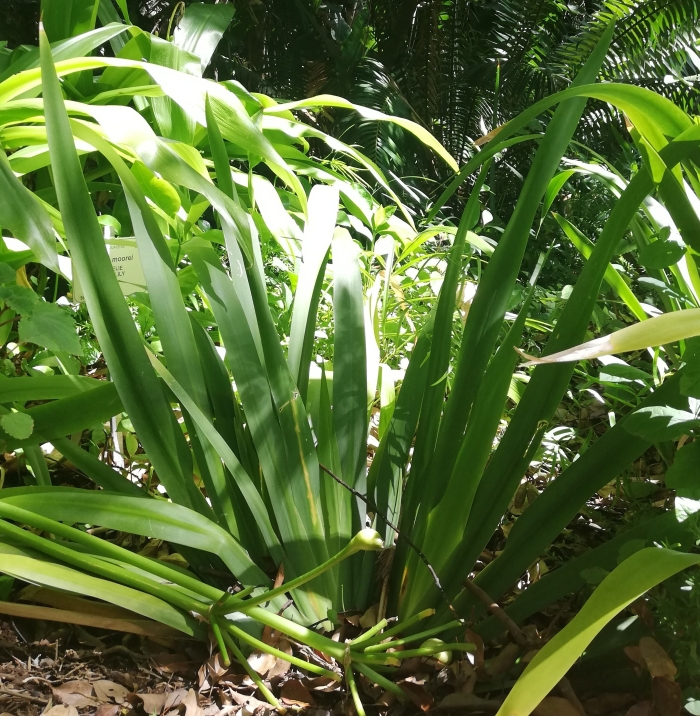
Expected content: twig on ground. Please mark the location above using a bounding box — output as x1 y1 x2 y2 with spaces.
0 686 49 705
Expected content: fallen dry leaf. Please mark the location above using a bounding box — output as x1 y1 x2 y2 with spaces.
94 705 120 716
41 707 79 716
639 637 677 679
360 604 379 629
533 696 582 716
198 653 229 691
128 688 187 715
267 638 293 679
93 679 129 704
624 645 645 672
52 680 98 708
182 689 204 716
151 652 199 677
280 679 316 707
652 676 682 716
247 648 277 677
228 690 275 714
399 681 433 712
465 629 485 672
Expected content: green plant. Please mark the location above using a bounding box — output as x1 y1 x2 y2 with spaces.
1 3 700 712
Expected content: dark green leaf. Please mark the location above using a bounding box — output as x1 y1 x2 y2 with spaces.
0 412 34 439
666 441 700 498
624 404 700 441
19 302 82 355
638 240 685 269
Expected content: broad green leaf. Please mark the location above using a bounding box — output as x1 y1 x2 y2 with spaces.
553 213 646 322
332 230 367 490
0 285 37 315
666 441 700 498
0 265 14 284
542 170 575 218
0 374 102 403
52 437 145 496
456 373 688 627
378 364 396 442
267 94 458 173
0 148 58 272
681 337 700 398
0 24 130 84
19 302 82 355
2 381 122 449
638 239 686 269
41 0 100 42
476 510 694 642
173 2 235 73
624 404 700 441
496 548 700 716
39 32 206 513
445 126 700 617
145 348 282 569
288 185 338 401
520 308 700 365
24 444 50 486
0 487 266 585
70 119 243 537
420 24 617 543
0 551 203 637
0 412 34 439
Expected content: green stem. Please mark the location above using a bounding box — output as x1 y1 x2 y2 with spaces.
388 643 474 660
210 616 230 667
229 530 382 612
243 605 347 660
361 608 436 646
224 621 341 681
364 621 462 652
0 502 222 602
0 518 206 614
349 618 388 646
346 667 366 716
353 662 405 700
221 630 282 711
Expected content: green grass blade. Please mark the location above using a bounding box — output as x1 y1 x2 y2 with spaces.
39 31 205 513
52 437 145 496
0 552 202 636
288 186 338 402
497 548 700 716
475 510 695 642
0 147 58 272
553 213 647 321
173 3 235 73
0 486 265 585
426 23 616 504
3 381 121 450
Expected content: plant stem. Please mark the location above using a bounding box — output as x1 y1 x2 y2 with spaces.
224 620 341 681
346 667 366 716
221 630 282 711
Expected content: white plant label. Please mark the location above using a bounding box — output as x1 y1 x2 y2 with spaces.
73 244 147 302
